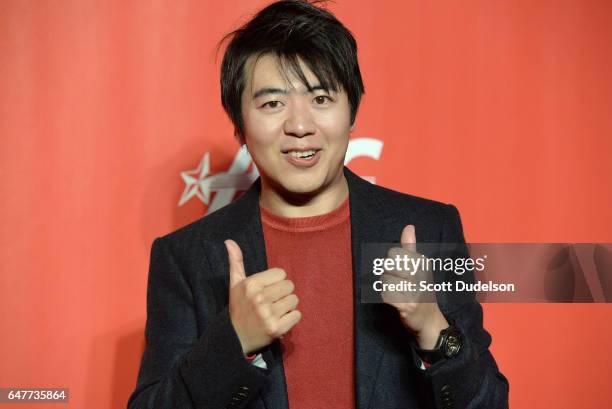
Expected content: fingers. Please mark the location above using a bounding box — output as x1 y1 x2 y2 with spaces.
380 225 433 306
381 270 418 304
227 252 300 352
381 269 425 304
247 271 299 338
385 224 419 276
270 294 299 317
225 241 286 289
225 239 246 288
248 292 299 338
261 279 295 303
401 224 416 253
386 246 421 278
249 267 287 288
275 309 302 336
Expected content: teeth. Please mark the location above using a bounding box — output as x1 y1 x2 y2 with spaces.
288 150 316 158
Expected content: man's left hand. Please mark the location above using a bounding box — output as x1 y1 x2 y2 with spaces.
382 225 449 349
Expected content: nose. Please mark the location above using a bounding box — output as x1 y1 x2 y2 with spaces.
283 102 315 138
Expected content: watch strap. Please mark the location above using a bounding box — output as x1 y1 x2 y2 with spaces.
414 323 462 364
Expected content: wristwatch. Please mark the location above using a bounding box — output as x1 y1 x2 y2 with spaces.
415 323 462 364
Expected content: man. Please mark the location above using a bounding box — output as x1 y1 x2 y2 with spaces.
128 1 509 408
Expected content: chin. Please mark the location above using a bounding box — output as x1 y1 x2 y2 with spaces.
280 178 324 196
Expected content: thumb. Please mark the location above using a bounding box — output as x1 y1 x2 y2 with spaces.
225 239 246 288
401 224 417 253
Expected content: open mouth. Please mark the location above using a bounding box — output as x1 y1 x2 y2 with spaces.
287 149 317 159
283 149 322 168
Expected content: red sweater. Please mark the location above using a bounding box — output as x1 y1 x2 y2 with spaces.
260 197 354 409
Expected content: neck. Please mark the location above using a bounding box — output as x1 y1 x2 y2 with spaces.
259 171 349 218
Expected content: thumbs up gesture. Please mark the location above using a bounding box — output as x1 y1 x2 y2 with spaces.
224 239 302 355
382 225 449 349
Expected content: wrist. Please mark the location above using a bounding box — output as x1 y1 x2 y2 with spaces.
415 311 449 349
414 320 463 365
229 315 251 355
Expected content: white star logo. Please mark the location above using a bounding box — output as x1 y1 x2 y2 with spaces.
179 146 259 213
179 152 212 206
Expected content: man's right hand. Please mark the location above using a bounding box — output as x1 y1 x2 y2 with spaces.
224 239 302 356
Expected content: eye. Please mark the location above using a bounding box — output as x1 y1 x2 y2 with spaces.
261 100 283 109
314 95 332 105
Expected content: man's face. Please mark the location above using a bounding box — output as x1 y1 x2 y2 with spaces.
240 53 352 197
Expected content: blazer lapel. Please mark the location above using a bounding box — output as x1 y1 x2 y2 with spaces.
228 180 289 409
345 167 391 409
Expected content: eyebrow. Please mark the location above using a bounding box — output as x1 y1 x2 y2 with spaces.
252 84 329 99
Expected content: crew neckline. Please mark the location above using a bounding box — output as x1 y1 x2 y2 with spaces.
260 196 350 233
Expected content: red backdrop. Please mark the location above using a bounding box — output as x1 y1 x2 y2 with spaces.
1 1 611 408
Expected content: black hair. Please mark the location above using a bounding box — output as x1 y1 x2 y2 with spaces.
219 0 365 139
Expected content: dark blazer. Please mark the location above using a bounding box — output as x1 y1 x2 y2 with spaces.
128 167 509 409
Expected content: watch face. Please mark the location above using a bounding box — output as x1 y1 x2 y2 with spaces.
444 333 462 358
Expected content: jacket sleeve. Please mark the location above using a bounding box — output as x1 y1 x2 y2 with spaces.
127 237 270 409
413 204 510 409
